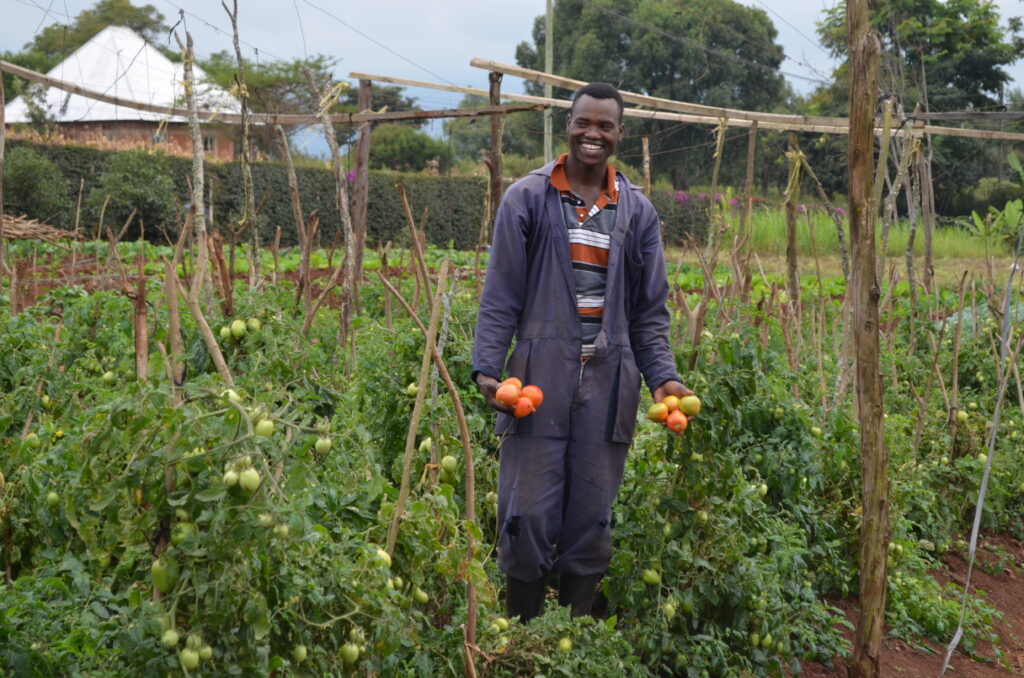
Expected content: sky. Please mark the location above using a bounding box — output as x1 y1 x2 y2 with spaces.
3 0 1024 155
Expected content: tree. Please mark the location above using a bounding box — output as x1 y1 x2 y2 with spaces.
443 94 544 164
515 0 790 189
808 0 1024 214
369 124 449 173
2 0 169 95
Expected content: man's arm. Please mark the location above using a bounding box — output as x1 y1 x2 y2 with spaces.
628 198 684 395
471 187 529 413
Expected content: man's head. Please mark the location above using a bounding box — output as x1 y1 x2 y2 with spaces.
569 82 624 121
566 82 625 170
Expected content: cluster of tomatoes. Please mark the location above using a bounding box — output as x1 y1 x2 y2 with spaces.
494 378 544 418
647 394 701 434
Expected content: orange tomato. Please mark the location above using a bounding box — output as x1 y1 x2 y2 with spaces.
647 402 669 423
520 385 544 409
662 395 680 413
495 382 521 407
666 409 688 434
501 377 523 390
512 397 536 419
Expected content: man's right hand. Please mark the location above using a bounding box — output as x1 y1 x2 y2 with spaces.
476 374 514 415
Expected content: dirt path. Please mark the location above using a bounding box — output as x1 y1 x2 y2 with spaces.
803 536 1024 677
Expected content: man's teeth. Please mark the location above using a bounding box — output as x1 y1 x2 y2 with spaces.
582 143 602 150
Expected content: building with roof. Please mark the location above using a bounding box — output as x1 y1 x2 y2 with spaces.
4 25 239 161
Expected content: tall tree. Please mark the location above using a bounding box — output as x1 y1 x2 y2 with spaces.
443 94 544 164
808 0 1024 214
2 0 168 95
515 0 790 188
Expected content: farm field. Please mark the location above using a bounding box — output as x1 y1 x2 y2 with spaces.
1 219 1023 678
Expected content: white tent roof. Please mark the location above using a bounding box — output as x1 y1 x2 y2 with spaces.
4 25 238 124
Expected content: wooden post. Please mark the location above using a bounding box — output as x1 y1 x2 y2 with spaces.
353 79 372 311
134 242 149 380
488 72 504 226
174 26 211 301
222 0 259 287
642 136 651 198
918 146 936 292
847 2 889 677
275 125 310 316
304 68 357 353
1 68 8 297
784 131 801 314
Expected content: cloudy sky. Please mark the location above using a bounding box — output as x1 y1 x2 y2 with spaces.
3 0 1024 153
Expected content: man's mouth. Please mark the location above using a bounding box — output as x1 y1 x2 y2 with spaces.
580 142 603 152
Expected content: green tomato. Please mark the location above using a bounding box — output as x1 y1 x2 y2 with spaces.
258 513 274 528
374 548 392 568
246 318 262 332
315 437 332 454
274 524 290 539
161 629 180 648
254 419 275 438
810 426 822 437
419 437 432 454
220 326 232 341
406 382 419 397
558 637 573 652
180 648 200 670
230 319 247 339
46 491 59 508
413 587 429 604
239 468 261 493
643 569 661 586
441 455 458 473
151 558 177 594
186 633 203 650
198 644 213 661
171 522 195 545
102 370 116 384
495 617 509 631
662 602 676 620
761 632 773 650
696 510 709 524
957 410 969 424
291 644 307 663
223 470 239 487
340 642 360 665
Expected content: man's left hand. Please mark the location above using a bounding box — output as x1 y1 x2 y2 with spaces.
654 380 697 421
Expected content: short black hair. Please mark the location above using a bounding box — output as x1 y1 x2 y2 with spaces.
570 82 624 121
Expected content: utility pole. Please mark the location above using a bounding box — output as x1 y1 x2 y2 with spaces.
543 0 554 164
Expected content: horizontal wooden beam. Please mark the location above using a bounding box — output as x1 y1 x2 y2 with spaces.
468 58 1024 142
0 60 539 126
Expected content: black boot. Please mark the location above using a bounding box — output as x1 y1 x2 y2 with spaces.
505 576 546 623
558 573 603 617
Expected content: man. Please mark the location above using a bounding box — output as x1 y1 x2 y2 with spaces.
472 82 693 622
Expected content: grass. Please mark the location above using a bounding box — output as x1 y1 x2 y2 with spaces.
742 206 1010 260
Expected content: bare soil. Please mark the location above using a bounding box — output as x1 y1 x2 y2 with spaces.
802 535 1024 677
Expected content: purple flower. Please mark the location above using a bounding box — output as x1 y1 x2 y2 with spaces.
698 192 707 200
675 191 688 204
346 170 357 182
796 204 807 214
729 198 740 207
835 207 848 216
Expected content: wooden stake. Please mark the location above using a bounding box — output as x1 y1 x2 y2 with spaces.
0 71 8 294
222 0 259 287
847 2 888 675
783 131 802 316
642 136 651 198
387 260 450 553
173 26 211 304
487 72 504 226
353 79 373 312
305 68 357 352
134 240 148 381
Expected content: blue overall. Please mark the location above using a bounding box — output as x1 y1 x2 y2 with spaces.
472 161 679 582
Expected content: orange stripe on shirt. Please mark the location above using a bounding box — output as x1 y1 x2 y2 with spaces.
570 242 608 266
578 307 604 317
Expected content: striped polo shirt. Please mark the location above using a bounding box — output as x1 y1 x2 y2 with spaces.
550 153 619 357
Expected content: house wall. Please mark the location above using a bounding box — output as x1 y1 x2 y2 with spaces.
48 121 235 161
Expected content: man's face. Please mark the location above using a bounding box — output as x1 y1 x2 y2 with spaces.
566 94 624 169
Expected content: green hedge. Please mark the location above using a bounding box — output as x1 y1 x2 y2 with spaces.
7 140 488 249
6 140 709 249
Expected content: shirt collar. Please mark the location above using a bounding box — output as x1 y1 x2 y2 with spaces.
550 153 617 198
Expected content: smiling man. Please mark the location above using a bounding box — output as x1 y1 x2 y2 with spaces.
472 82 694 622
